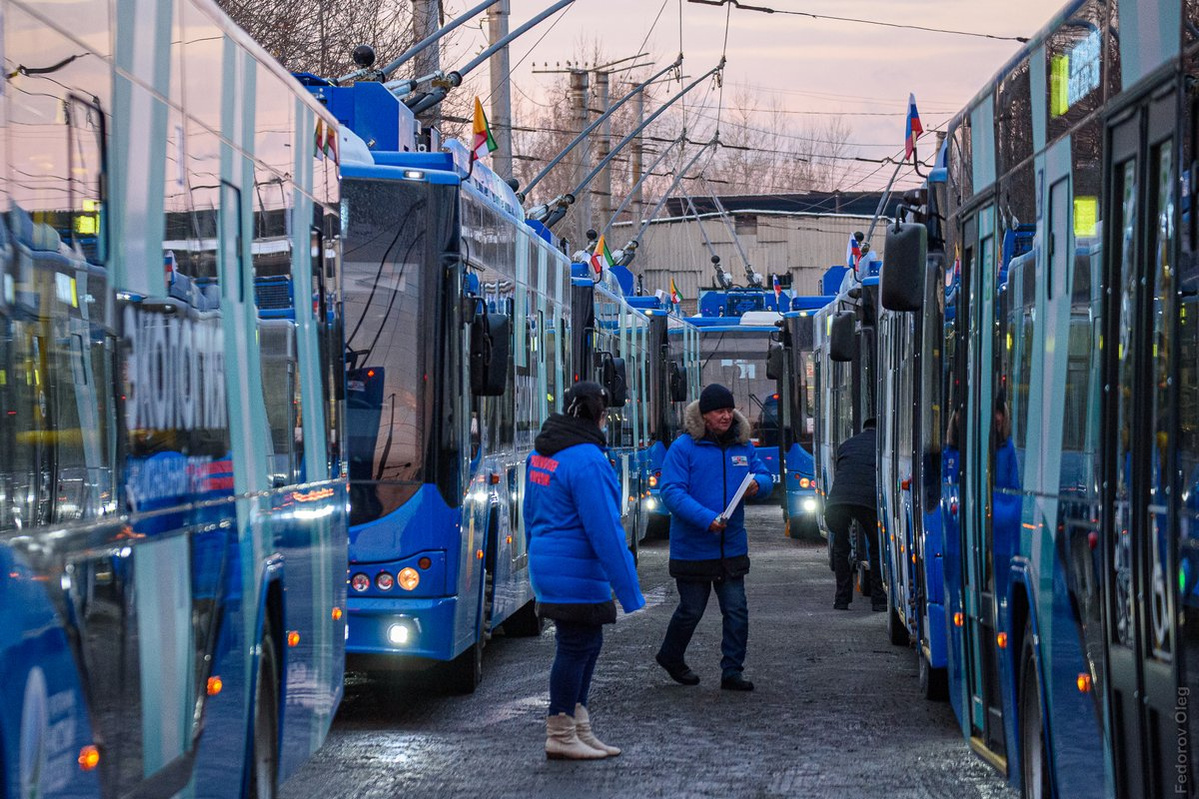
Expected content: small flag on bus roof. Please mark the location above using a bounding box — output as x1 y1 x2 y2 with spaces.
846 234 862 271
472 97 498 163
590 233 614 276
772 274 782 303
905 93 923 161
669 277 682 305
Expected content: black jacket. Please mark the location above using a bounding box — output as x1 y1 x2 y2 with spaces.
825 428 877 510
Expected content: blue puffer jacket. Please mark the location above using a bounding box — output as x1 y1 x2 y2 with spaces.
661 401 773 568
523 416 645 615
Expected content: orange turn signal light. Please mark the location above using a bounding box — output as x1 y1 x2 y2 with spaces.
78 745 100 771
476 549 484 560
1077 673 1093 693
287 631 300 648
207 676 223 696
489 473 501 484
954 612 964 627
996 632 1008 649
331 607 343 621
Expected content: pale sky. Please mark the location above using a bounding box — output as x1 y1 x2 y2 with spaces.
440 0 1053 191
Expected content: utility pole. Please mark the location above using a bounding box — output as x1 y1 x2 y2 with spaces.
631 88 645 226
595 68 612 223
569 68 591 248
486 0 512 181
411 0 441 128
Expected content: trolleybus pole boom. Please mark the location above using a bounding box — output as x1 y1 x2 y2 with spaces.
537 58 726 228
599 133 686 241
406 0 576 114
619 141 715 263
518 55 683 201
707 186 760 286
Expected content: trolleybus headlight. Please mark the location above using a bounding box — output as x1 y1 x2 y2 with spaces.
350 573 370 593
649 474 659 488
387 623 411 646
376 572 395 591
397 567 420 591
802 498 819 513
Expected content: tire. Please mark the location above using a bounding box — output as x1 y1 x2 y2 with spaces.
248 622 279 799
1020 622 1051 798
918 648 947 701
503 599 544 637
888 601 910 646
646 513 670 540
445 635 484 694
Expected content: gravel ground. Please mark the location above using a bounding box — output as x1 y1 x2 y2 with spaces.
280 504 1017 799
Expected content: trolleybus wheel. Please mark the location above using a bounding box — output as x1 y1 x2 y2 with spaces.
646 513 670 540
888 599 909 646
446 635 484 695
503 599 544 637
248 622 280 799
918 648 947 701
1019 621 1050 799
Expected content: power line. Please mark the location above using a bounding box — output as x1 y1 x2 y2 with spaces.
687 0 1030 43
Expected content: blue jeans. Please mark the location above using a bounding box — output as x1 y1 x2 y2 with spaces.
549 621 603 716
657 577 748 679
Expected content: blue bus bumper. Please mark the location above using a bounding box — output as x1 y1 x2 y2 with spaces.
346 594 460 662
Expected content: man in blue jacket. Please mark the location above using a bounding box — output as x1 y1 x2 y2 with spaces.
654 384 773 691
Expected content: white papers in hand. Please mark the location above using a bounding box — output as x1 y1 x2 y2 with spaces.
721 473 757 520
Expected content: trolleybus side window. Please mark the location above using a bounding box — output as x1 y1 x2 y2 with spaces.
1112 154 1138 649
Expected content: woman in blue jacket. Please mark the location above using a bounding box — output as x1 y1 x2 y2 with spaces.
655 384 772 691
524 381 645 760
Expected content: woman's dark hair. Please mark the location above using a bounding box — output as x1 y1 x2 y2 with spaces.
564 381 608 422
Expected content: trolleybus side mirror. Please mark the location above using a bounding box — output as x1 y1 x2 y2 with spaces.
829 311 857 363
668 361 688 403
881 221 927 312
766 341 785 381
470 312 510 396
600 352 628 407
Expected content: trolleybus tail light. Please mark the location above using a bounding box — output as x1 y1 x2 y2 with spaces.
996 632 1008 649
1077 673 1092 693
954 612 964 627
799 478 810 488
489 472 501 484
418 557 432 570
351 573 370 593
397 567 420 591
78 745 100 771
649 473 659 488
376 572 395 591
207 676 223 696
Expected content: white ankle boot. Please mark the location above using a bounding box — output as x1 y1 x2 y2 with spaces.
545 713 607 760
574 704 620 756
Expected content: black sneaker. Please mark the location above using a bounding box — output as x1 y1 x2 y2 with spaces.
720 675 754 691
655 653 700 686
833 602 850 610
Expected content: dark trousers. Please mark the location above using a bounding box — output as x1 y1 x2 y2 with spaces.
826 504 884 606
657 577 748 678
549 620 603 716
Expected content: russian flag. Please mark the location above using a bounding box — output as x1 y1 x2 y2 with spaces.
905 93 923 161
847 234 862 271
772 274 782 304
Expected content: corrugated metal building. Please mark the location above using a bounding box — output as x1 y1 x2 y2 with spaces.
610 191 902 313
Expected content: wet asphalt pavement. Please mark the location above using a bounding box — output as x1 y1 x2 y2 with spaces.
280 504 1016 799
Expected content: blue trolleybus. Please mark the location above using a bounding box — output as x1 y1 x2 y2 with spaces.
0 0 349 795
306 78 658 690
872 0 1199 795
770 296 833 539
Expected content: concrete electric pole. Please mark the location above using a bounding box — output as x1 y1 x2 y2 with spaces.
486 0 513 181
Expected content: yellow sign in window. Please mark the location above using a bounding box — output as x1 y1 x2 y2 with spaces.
1074 196 1098 238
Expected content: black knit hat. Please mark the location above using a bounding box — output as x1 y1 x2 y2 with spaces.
699 383 735 414
564 381 608 422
